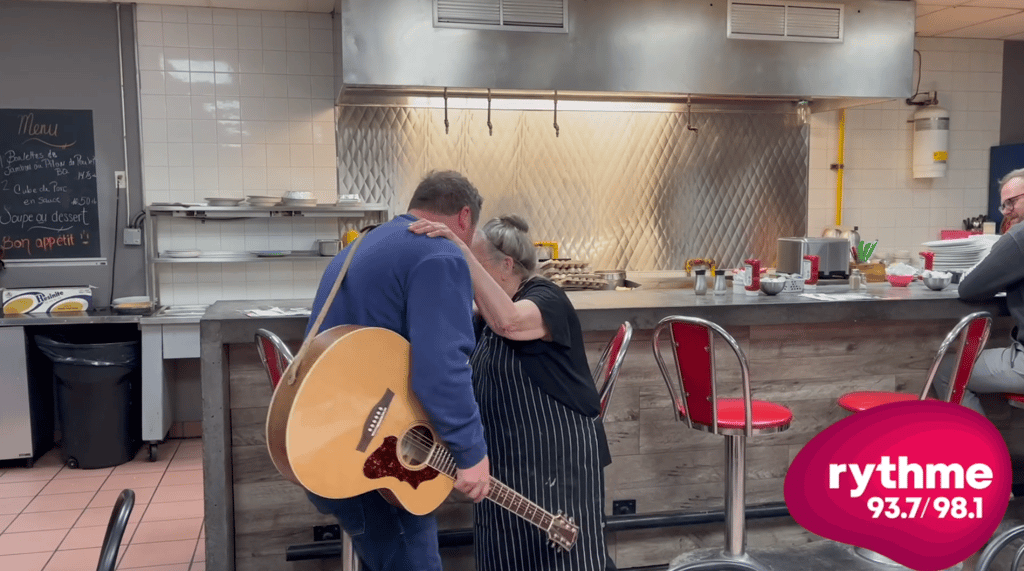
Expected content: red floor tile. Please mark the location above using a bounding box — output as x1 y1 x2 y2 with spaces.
0 496 33 515
150 484 202 505
140 500 204 523
192 538 205 561
59 523 135 551
101 472 164 491
0 479 49 498
131 518 203 544
88 487 154 510
52 467 113 480
158 470 203 487
0 467 61 483
118 539 196 567
189 562 205 571
0 514 14 533
0 529 68 555
40 477 106 496
42 547 101 571
0 551 51 571
76 505 144 529
5 509 83 534
23 492 96 514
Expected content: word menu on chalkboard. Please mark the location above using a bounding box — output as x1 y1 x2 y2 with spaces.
0 109 101 261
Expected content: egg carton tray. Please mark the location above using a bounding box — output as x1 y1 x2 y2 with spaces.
539 259 591 277
551 273 608 290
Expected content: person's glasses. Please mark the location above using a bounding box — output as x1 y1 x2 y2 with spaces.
1000 195 1023 214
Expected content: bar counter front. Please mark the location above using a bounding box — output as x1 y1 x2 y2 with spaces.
198 282 1024 571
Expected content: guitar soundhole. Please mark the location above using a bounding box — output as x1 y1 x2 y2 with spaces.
400 425 435 468
363 436 440 489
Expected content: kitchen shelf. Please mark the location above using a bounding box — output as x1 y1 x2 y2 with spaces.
144 202 389 305
147 203 389 219
152 252 331 263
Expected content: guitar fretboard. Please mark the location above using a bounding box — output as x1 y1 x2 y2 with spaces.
426 445 554 531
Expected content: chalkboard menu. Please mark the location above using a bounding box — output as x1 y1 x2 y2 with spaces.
0 109 101 261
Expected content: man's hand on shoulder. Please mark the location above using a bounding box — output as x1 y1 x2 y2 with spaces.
454 455 491 502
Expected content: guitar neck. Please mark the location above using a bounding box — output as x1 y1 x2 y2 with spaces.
428 448 554 531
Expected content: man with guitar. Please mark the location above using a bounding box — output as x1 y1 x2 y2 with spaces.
303 170 492 571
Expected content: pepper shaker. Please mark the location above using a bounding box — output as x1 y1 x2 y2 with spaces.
694 269 707 296
713 269 727 295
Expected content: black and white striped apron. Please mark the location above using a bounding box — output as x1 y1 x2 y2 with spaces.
470 326 608 571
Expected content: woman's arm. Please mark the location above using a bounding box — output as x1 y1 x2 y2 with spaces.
409 219 549 341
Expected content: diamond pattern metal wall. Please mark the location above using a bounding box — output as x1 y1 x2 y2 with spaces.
338 105 807 270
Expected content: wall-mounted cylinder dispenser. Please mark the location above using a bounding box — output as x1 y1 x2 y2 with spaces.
912 106 949 179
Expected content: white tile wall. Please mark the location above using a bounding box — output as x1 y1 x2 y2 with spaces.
808 38 1003 264
136 5 338 305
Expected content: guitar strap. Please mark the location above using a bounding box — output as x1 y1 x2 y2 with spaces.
281 229 368 387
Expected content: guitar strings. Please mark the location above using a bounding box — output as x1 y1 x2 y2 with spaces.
400 430 557 528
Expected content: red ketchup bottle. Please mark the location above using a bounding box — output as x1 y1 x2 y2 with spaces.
919 251 934 272
803 255 819 289
744 258 761 295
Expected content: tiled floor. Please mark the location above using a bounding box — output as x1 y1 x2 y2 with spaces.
0 438 205 571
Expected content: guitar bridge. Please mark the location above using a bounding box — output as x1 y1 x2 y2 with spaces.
357 389 394 452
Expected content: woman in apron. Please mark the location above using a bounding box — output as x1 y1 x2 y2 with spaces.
410 215 613 571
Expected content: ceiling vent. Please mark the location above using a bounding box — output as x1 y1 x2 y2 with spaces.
728 0 844 43
435 0 567 33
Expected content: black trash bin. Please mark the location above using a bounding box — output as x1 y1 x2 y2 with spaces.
35 334 141 469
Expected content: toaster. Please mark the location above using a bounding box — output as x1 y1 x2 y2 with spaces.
777 237 851 279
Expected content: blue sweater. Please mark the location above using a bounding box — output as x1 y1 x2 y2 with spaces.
307 214 487 469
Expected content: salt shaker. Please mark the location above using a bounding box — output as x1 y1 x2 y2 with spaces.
849 269 863 291
694 269 708 296
713 269 727 295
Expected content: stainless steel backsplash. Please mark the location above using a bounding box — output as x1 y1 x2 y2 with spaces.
338 105 808 271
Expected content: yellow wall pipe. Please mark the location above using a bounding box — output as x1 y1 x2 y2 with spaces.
835 109 846 227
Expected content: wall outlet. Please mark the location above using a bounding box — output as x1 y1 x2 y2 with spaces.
612 499 636 515
123 228 142 245
115 171 127 189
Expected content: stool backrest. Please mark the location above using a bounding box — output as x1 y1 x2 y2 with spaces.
593 321 633 420
921 311 992 404
652 316 753 437
255 328 295 389
96 489 134 571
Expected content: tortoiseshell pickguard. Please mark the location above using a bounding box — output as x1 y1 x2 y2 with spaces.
363 436 441 488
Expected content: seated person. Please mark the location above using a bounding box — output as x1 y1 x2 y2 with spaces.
933 168 1024 414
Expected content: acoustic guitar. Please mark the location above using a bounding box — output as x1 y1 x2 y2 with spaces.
265 324 579 551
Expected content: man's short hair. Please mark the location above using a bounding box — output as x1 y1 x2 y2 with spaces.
407 171 483 226
999 168 1024 186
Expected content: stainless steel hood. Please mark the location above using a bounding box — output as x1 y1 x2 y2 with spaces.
339 0 915 102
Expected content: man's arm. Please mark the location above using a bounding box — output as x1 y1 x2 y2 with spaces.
959 233 1024 301
406 252 488 469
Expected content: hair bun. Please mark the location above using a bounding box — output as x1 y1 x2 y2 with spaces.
499 215 529 233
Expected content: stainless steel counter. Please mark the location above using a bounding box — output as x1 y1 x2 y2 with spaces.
0 308 143 326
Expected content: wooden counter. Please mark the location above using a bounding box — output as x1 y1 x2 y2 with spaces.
199 285 1022 571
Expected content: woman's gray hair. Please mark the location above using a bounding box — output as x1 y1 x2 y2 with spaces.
1000 168 1024 186
478 215 537 280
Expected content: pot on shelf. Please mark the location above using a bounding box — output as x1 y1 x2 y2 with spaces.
594 270 626 290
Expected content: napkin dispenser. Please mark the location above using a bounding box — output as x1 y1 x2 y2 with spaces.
777 238 850 279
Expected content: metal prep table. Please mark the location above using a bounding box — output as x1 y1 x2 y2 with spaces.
138 305 205 461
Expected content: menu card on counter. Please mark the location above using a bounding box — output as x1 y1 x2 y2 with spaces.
0 109 101 261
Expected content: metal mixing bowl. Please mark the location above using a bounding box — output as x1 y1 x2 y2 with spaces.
760 280 785 296
922 275 952 291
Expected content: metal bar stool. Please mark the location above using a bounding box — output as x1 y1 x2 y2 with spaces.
834 312 991 570
256 329 360 571
837 312 991 412
653 316 793 571
594 321 633 420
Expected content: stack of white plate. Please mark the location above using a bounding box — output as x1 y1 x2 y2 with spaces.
162 249 201 258
247 195 280 206
337 193 364 206
921 238 989 272
282 197 317 207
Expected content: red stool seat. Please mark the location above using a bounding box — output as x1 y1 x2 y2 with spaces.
838 391 918 412
678 398 793 430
